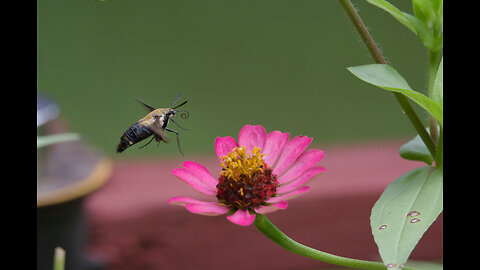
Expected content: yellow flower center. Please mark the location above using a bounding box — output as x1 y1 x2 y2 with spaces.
220 146 265 181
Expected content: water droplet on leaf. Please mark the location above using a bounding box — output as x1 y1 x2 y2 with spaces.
407 211 420 217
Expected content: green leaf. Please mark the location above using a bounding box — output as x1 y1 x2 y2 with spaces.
370 166 443 269
432 57 443 108
366 0 441 50
37 133 81 149
412 0 436 27
347 64 443 125
413 0 443 32
365 0 416 33
399 126 440 165
430 0 443 15
402 12 434 50
399 134 434 165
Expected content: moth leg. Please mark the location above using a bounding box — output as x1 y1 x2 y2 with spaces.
165 127 184 156
138 136 155 149
169 117 190 131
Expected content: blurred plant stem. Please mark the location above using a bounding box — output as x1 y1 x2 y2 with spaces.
37 133 81 149
337 0 436 158
53 247 65 270
254 214 416 269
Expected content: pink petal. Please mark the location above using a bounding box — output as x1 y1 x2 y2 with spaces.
185 202 230 216
182 161 218 188
226 209 256 226
238 125 267 152
172 168 216 196
254 201 288 214
276 166 326 194
273 136 313 176
262 131 290 167
267 186 310 204
278 149 325 184
215 136 238 160
168 196 213 206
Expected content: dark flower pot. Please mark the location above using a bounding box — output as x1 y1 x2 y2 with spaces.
37 117 112 270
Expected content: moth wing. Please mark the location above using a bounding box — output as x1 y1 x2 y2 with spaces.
149 124 169 143
154 133 169 143
134 97 156 112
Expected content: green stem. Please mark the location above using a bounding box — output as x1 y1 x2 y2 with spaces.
337 0 385 64
254 215 416 269
427 50 441 143
337 0 437 158
435 125 443 169
427 50 441 97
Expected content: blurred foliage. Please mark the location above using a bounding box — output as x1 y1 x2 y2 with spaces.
37 133 81 149
37 0 428 159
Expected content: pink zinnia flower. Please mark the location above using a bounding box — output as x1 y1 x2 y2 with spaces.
168 124 326 226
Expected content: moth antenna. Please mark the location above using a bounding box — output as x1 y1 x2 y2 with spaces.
170 92 183 108
172 100 188 110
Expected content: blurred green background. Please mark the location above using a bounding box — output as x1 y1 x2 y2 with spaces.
37 0 429 159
